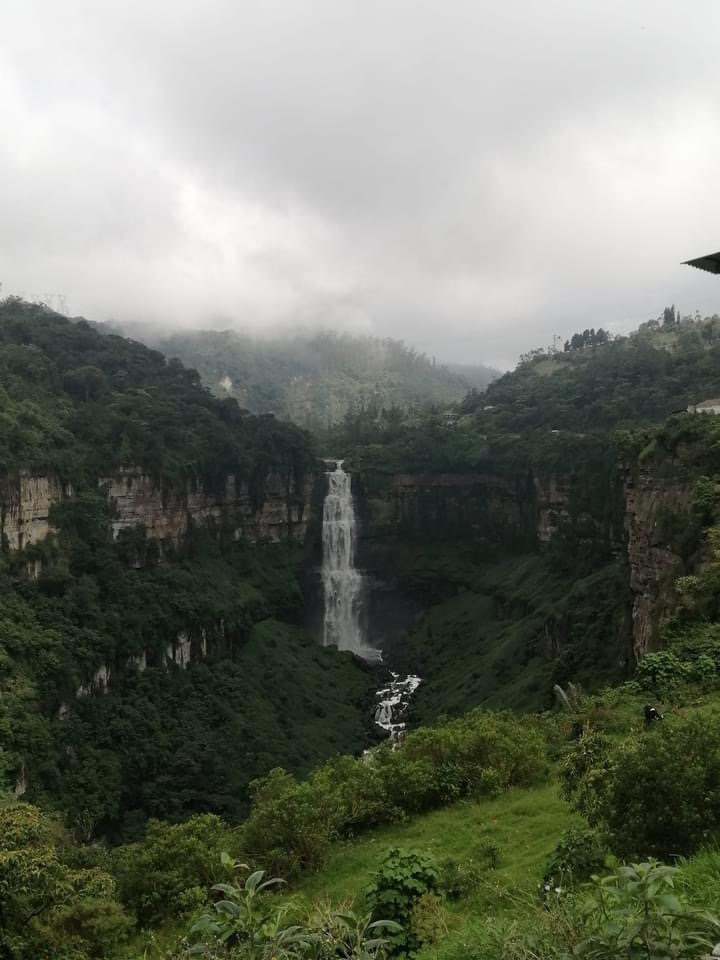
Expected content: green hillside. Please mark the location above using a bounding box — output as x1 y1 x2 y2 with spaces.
0 298 373 841
115 325 498 430
7 301 720 958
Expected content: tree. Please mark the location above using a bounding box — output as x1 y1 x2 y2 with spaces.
0 802 130 959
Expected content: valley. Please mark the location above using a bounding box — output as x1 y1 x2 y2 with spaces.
4 298 720 958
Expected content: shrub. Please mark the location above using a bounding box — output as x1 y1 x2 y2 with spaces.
478 840 502 870
0 802 131 960
483 862 719 960
408 893 448 948
635 651 691 695
439 858 485 901
541 826 608 894
366 848 441 958
568 712 720 858
113 813 237 926
238 711 546 878
440 843 501 900
559 731 612 822
240 768 342 877
187 857 401 959
376 710 545 817
575 861 718 959
309 755 399 835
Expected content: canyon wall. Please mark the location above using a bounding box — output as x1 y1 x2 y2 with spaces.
348 463 628 655
0 466 312 557
354 461 700 662
0 473 73 551
101 467 312 550
353 466 625 556
0 458 694 663
74 620 231 699
623 468 693 660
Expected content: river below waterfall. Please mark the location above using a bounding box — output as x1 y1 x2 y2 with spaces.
373 672 422 739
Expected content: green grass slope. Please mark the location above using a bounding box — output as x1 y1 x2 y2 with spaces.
394 552 628 719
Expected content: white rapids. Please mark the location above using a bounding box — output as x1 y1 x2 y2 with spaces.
321 459 379 661
373 672 422 740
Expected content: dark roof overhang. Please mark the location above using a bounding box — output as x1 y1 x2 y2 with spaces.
683 251 720 274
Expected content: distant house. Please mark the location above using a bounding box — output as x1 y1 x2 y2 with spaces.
687 399 720 415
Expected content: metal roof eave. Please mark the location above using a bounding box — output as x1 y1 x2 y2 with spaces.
683 251 720 275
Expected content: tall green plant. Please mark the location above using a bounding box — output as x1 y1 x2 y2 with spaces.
365 849 440 958
186 856 400 959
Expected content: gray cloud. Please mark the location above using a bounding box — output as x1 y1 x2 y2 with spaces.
2 0 720 367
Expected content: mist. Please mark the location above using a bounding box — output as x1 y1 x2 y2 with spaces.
2 0 720 367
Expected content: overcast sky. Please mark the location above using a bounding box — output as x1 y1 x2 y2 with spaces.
2 1 720 367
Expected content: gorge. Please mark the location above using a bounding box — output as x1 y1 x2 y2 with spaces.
2 298 719 840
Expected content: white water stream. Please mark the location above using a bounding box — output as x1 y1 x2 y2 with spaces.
321 459 421 738
373 673 422 739
321 460 378 660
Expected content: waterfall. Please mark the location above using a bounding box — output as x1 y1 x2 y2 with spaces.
321 460 378 660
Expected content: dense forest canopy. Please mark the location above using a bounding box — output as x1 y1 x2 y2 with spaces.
328 310 720 475
0 297 372 846
0 298 315 486
105 323 498 431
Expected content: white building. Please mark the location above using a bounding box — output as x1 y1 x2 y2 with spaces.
687 398 720 415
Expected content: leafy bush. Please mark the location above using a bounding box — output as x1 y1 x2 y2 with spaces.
541 826 608 894
366 848 441 958
0 802 131 960
439 859 485 901
635 651 691 696
187 856 401 959
113 814 238 926
240 768 344 877
484 862 718 960
566 713 720 858
408 893 448 949
574 862 717 959
559 732 612 823
240 711 546 877
440 842 501 900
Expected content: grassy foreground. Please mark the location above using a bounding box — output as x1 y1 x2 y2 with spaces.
293 782 579 958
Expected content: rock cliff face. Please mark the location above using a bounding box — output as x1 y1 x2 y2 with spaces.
346 465 627 655
0 473 73 551
623 469 689 660
0 457 690 665
102 467 312 550
74 621 231 698
354 467 623 554
0 466 312 557
355 471 534 548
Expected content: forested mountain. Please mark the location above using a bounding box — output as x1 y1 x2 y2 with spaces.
331 310 720 474
0 298 373 842
106 324 497 430
322 311 720 724
8 300 720 959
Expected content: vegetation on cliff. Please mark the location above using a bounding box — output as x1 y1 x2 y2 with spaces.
119 325 497 431
0 298 314 486
0 299 372 848
6 301 720 958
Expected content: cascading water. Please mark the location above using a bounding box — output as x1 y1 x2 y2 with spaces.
321 459 421 739
321 460 379 660
373 673 422 740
